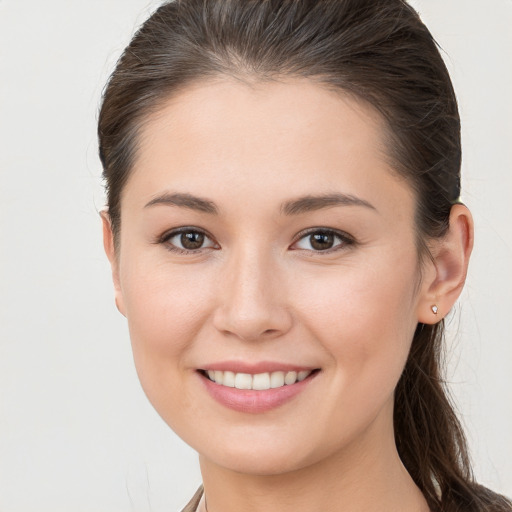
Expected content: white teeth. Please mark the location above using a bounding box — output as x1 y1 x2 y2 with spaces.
205 369 313 390
234 373 253 390
214 370 223 384
252 373 271 390
270 371 285 388
284 371 297 385
297 370 309 381
223 371 235 388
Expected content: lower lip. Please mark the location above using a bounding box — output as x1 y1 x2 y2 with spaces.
199 371 318 413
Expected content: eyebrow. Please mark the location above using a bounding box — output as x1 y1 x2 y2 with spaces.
144 191 376 215
144 192 218 214
281 193 376 215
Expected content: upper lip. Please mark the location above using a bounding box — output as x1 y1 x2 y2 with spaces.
198 361 318 374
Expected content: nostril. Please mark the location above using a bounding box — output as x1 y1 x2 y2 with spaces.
212 293 294 341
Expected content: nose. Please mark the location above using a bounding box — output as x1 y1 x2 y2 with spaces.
212 247 293 342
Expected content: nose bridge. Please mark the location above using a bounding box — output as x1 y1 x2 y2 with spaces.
213 242 292 341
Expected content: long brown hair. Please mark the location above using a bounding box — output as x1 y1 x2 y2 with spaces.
98 1 512 510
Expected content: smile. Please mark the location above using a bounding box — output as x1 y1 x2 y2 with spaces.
204 369 313 390
198 367 320 413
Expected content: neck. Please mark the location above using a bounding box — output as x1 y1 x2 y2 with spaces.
198 405 429 512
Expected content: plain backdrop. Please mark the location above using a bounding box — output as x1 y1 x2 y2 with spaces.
0 1 511 510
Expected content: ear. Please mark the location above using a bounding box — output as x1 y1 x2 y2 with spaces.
417 204 474 324
100 210 126 317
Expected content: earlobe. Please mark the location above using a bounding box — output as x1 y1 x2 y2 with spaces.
417 204 474 324
100 209 126 317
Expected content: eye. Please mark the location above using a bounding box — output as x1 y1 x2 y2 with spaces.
159 228 218 254
291 229 354 253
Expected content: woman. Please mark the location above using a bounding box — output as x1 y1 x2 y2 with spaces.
98 0 512 511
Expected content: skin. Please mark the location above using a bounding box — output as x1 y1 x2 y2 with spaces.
102 78 473 512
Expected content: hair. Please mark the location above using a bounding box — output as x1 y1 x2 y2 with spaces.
98 1 512 510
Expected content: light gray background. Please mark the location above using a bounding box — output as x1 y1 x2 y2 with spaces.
0 1 511 510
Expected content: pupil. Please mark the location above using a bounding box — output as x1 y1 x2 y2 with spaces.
310 232 334 250
181 232 204 249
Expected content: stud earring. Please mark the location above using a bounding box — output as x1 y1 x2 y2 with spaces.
431 305 438 315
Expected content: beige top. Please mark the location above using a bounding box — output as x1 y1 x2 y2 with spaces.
181 486 204 512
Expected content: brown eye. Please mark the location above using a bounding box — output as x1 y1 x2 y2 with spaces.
292 229 353 252
180 231 205 249
163 228 217 253
309 232 335 250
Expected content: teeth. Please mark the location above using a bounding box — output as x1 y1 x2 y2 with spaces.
223 371 235 388
297 370 309 381
270 371 285 388
214 370 223 384
284 371 297 385
205 369 313 390
235 373 252 389
252 373 270 390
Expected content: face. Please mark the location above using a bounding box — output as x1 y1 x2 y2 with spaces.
106 78 433 475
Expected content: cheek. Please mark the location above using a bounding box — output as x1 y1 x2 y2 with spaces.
119 265 222 433
119 256 217 393
293 257 419 402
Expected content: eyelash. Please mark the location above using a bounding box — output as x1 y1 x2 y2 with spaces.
291 228 355 254
156 227 219 255
156 227 355 255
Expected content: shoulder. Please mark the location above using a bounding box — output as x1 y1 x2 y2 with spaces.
181 485 204 512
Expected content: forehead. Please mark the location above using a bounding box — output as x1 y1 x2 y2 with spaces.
136 77 388 166
124 77 411 216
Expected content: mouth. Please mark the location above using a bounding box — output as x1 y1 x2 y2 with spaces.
197 367 320 413
199 369 318 390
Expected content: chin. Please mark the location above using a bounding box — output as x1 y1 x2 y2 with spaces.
202 445 315 476
192 423 346 477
